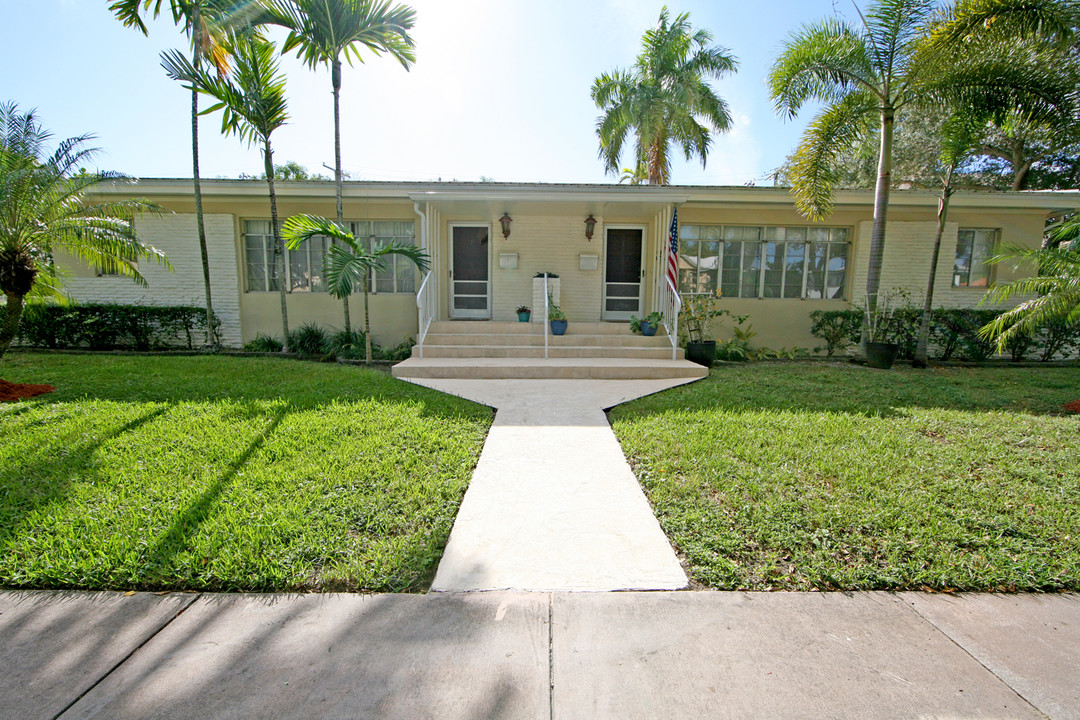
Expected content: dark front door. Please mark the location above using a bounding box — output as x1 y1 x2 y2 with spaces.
604 227 644 320
450 225 490 318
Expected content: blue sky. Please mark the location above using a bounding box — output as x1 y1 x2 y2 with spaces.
2 0 841 185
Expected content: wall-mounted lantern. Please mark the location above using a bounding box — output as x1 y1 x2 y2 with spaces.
499 212 513 239
584 214 597 241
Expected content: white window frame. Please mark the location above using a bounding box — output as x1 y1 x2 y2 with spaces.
953 227 998 288
680 225 850 300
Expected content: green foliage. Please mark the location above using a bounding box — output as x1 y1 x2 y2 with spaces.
611 364 1080 591
809 309 863 356
592 7 738 184
0 353 490 592
243 333 283 353
287 322 332 358
373 337 415 363
548 301 567 321
678 291 746 343
16 304 219 351
327 328 367 359
715 322 758 362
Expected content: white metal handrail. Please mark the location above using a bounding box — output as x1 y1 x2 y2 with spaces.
662 282 681 361
543 274 549 360
415 271 434 359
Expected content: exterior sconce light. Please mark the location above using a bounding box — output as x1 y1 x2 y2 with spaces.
584 214 597 241
499 212 513 239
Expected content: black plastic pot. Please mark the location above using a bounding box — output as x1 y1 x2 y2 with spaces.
866 341 899 369
686 340 716 367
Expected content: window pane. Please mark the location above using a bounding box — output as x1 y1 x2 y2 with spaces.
720 241 742 297
784 242 805 298
786 227 807 243
763 242 784 298
741 242 761 298
954 229 974 286
826 244 847 299
289 247 310 291
396 258 416 293
805 243 827 299
680 225 699 240
808 227 830 243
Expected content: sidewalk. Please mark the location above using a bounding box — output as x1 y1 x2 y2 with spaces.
4 589 1078 719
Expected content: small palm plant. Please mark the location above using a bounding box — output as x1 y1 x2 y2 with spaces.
980 215 1080 353
162 33 292 350
282 214 429 364
0 103 167 360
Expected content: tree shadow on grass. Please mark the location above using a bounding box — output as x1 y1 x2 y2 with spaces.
140 406 288 587
0 406 169 551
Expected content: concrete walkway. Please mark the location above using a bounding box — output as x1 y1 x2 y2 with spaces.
402 378 696 592
5 589 1079 719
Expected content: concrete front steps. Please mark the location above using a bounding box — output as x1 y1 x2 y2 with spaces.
392 321 708 380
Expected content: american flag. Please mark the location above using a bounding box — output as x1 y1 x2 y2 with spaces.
665 207 679 294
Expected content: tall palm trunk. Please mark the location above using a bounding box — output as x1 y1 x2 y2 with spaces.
0 292 26 360
914 171 955 368
363 275 373 364
191 4 218 347
332 58 351 334
264 138 289 351
862 104 895 352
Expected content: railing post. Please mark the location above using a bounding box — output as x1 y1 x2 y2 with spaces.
543 275 549 360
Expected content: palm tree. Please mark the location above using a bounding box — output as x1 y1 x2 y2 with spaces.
592 7 738 186
912 109 985 367
267 0 416 333
979 216 1080 352
110 0 267 347
162 33 292 350
768 0 1076 338
0 103 168 360
282 214 429 363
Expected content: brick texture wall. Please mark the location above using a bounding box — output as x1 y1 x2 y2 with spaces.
64 213 242 346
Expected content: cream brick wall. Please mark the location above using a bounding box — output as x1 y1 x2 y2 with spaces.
486 214 607 322
63 213 242 346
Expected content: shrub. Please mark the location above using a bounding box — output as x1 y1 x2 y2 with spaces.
288 323 332 359
327 329 367 360
809 309 861 356
1036 318 1080 361
934 309 999 361
243 333 283 353
15 303 219 350
374 336 415 362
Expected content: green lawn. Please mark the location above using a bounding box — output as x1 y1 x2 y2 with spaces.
610 363 1080 592
0 353 491 592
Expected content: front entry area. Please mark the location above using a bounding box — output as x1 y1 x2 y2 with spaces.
603 227 645 320
450 224 490 319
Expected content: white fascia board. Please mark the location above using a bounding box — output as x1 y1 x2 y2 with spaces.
406 190 692 204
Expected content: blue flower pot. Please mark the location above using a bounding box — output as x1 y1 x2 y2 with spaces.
550 320 567 336
640 321 657 336
517 311 531 323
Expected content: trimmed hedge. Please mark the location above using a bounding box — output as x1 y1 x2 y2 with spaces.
810 308 1080 362
15 303 220 350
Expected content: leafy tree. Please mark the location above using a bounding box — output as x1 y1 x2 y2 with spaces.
592 7 738 185
163 34 292 350
260 160 330 181
980 215 1080 351
768 0 1077 341
110 0 269 347
282 214 429 363
267 0 416 333
0 103 167 360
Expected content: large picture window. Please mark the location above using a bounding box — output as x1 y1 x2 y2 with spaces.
680 225 849 299
954 228 996 287
243 219 416 294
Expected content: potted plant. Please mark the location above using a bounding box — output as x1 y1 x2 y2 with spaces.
548 300 568 336
630 311 664 336
515 304 531 323
862 289 905 369
678 290 730 367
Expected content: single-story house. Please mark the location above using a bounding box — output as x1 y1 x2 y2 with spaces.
66 179 1070 355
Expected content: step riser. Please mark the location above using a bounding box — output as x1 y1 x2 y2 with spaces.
428 321 654 336
414 347 684 360
393 365 706 380
421 334 672 348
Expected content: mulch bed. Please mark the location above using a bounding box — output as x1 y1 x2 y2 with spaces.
0 379 55 402
1063 400 1080 414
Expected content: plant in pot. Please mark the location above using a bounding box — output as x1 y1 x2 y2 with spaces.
630 311 664 337
862 289 907 369
516 304 531 322
678 290 732 366
548 299 568 336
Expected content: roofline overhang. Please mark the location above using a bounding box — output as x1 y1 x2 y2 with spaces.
88 178 1077 213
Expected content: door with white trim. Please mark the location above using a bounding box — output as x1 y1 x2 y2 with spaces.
603 227 645 320
450 224 491 319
